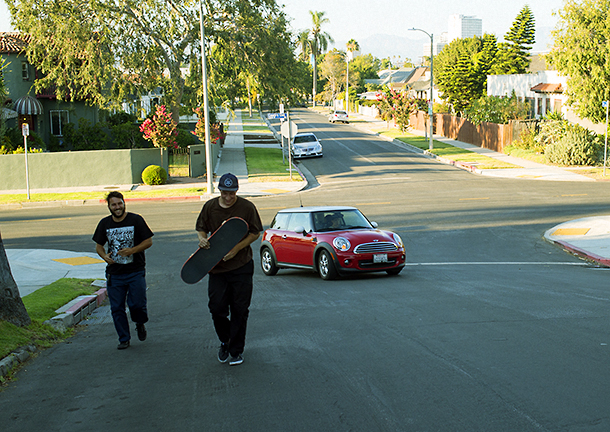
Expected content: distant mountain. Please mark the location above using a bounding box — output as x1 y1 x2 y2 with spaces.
333 34 426 64
333 26 555 64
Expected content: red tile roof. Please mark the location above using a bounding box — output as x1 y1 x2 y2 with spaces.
0 32 31 54
530 83 563 93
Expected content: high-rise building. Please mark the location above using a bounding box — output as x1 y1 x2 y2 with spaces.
447 14 482 42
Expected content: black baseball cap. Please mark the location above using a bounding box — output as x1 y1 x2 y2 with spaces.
218 173 239 191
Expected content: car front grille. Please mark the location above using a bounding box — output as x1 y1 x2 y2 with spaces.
354 242 398 254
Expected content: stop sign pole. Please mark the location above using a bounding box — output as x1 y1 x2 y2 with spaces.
21 123 30 200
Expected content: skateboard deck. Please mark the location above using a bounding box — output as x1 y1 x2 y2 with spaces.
181 217 249 284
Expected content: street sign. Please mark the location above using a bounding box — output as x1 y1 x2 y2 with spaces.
267 112 287 120
279 103 284 114
21 123 29 137
281 121 298 139
603 101 608 108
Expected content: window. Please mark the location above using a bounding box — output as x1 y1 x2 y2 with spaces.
286 213 312 232
21 62 30 80
50 111 69 136
271 213 290 230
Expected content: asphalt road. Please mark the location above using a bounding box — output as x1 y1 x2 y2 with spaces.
1 109 610 431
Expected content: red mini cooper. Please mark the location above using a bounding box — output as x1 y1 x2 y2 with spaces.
260 206 406 280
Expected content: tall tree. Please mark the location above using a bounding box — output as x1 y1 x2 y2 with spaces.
307 11 334 106
6 0 293 122
318 49 346 103
493 5 536 74
435 36 491 114
548 0 610 123
0 231 31 327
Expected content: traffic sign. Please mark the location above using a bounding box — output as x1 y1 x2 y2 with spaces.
281 121 298 139
267 112 287 120
603 101 608 108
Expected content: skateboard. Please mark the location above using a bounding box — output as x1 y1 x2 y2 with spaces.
180 217 249 284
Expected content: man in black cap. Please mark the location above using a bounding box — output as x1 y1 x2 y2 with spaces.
195 173 263 365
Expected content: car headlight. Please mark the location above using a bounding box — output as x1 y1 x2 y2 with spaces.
333 237 351 252
392 233 404 248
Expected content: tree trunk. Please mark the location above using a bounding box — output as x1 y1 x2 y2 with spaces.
0 231 31 327
312 55 318 107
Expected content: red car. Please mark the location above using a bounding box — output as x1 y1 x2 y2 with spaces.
260 206 406 280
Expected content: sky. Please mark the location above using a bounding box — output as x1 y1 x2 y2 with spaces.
1 0 564 56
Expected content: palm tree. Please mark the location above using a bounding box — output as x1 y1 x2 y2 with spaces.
308 11 333 107
297 30 311 62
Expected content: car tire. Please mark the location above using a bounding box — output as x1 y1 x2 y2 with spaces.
317 250 337 280
261 247 279 276
386 267 403 276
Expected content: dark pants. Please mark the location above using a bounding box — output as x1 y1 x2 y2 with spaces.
208 260 254 357
106 270 149 342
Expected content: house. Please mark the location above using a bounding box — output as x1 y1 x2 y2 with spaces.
0 32 99 148
487 69 604 134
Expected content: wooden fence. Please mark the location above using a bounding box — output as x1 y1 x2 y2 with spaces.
409 111 528 153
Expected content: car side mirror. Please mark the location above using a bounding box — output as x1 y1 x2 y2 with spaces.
371 221 378 228
294 225 306 234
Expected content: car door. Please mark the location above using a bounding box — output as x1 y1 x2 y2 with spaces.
277 212 316 266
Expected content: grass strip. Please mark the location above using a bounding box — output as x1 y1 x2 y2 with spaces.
376 130 519 169
0 188 207 205
245 147 303 182
241 125 272 133
0 278 99 363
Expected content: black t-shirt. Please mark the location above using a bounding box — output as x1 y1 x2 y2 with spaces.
93 212 154 275
195 196 263 273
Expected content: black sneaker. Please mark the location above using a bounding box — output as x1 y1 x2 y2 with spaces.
218 343 229 363
136 323 147 341
229 354 243 366
117 341 130 350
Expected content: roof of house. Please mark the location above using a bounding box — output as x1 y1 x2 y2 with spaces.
364 67 418 86
0 32 31 54
530 83 563 93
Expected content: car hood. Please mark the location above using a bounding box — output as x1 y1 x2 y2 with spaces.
317 229 397 243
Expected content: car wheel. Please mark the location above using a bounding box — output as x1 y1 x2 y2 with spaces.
261 247 279 276
317 250 337 280
386 267 403 276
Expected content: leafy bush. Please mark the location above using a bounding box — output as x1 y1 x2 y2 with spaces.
545 127 602 166
512 126 541 152
0 127 46 153
141 165 167 185
111 122 148 149
106 111 138 127
464 94 530 125
64 118 109 151
176 127 199 148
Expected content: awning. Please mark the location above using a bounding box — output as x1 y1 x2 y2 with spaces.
13 95 44 115
530 83 563 93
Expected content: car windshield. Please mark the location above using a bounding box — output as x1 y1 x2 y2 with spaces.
294 135 317 144
312 209 372 232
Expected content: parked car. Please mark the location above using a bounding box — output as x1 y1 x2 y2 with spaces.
260 206 406 280
291 132 323 159
329 110 349 123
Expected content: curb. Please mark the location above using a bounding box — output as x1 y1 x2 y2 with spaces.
545 238 610 268
1 283 107 380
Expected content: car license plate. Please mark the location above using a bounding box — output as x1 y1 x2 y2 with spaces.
373 254 388 263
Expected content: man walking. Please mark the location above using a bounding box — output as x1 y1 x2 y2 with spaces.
196 173 263 365
93 191 154 350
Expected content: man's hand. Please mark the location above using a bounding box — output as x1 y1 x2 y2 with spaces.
198 237 210 249
117 248 133 257
101 253 115 265
223 248 237 261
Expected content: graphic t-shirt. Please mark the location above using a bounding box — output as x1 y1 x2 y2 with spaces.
93 212 154 275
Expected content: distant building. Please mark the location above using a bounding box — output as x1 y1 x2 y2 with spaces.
447 14 482 42
419 15 482 63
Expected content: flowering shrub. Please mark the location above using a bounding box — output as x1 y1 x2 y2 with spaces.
139 105 178 148
376 89 417 132
193 107 223 145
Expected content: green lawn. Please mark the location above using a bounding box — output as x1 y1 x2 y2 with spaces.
245 147 303 182
376 130 519 170
1 278 101 374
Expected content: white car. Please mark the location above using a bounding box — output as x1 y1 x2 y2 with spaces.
329 110 349 123
291 133 323 159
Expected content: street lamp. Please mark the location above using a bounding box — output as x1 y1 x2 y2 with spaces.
409 28 434 150
199 0 213 194
346 52 350 112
